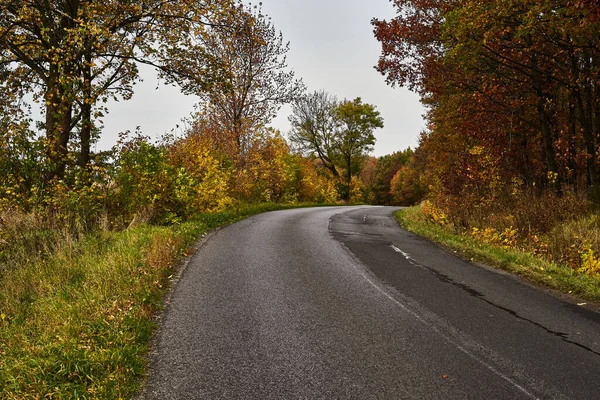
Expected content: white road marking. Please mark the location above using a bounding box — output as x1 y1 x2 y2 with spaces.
391 245 411 259
353 246 541 399
391 245 418 266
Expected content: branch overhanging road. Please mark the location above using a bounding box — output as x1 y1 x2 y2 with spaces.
140 206 600 399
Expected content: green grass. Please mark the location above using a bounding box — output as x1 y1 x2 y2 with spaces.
395 206 600 306
0 202 336 399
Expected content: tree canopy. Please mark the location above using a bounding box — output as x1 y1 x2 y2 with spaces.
334 98 384 198
288 90 341 178
373 0 600 201
188 4 305 160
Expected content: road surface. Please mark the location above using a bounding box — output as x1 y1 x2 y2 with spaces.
140 206 600 399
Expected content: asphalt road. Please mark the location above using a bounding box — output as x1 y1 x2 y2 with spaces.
140 206 600 399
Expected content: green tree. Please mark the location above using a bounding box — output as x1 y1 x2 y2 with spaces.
334 98 384 199
288 90 341 179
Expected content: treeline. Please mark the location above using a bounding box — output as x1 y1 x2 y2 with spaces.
374 0 600 197
373 0 600 272
360 148 423 206
1 110 412 231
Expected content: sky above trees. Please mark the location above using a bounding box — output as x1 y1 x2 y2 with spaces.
98 0 425 157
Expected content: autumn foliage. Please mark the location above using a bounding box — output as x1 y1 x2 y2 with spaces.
374 0 600 273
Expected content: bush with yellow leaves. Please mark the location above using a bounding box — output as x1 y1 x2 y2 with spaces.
169 134 234 214
578 245 600 276
420 200 451 226
471 226 518 248
232 129 291 203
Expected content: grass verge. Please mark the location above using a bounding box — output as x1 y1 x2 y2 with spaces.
395 206 600 306
0 202 335 399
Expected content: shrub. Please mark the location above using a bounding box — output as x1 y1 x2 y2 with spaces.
109 133 178 224
169 134 234 214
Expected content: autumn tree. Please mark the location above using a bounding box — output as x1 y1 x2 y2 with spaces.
389 148 428 206
186 4 304 160
372 0 451 95
360 156 378 202
0 0 237 180
289 91 383 200
373 0 600 198
365 149 414 205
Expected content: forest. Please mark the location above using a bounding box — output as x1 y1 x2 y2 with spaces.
374 0 600 274
1 0 599 397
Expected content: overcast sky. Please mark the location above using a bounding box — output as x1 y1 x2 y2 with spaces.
97 0 426 157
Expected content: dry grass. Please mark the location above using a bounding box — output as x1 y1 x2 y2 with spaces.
0 203 205 398
433 190 597 271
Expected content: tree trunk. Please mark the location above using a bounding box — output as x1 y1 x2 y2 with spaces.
79 51 92 169
80 103 91 169
570 49 597 187
568 101 580 190
528 42 560 192
343 155 352 201
44 1 80 182
45 71 72 181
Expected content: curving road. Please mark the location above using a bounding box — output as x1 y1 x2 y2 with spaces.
140 206 600 399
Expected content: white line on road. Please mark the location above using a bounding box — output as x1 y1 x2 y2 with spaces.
354 249 539 400
391 245 419 266
391 245 411 259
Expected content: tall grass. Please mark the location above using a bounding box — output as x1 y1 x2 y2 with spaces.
0 202 334 399
429 190 600 271
0 218 196 398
